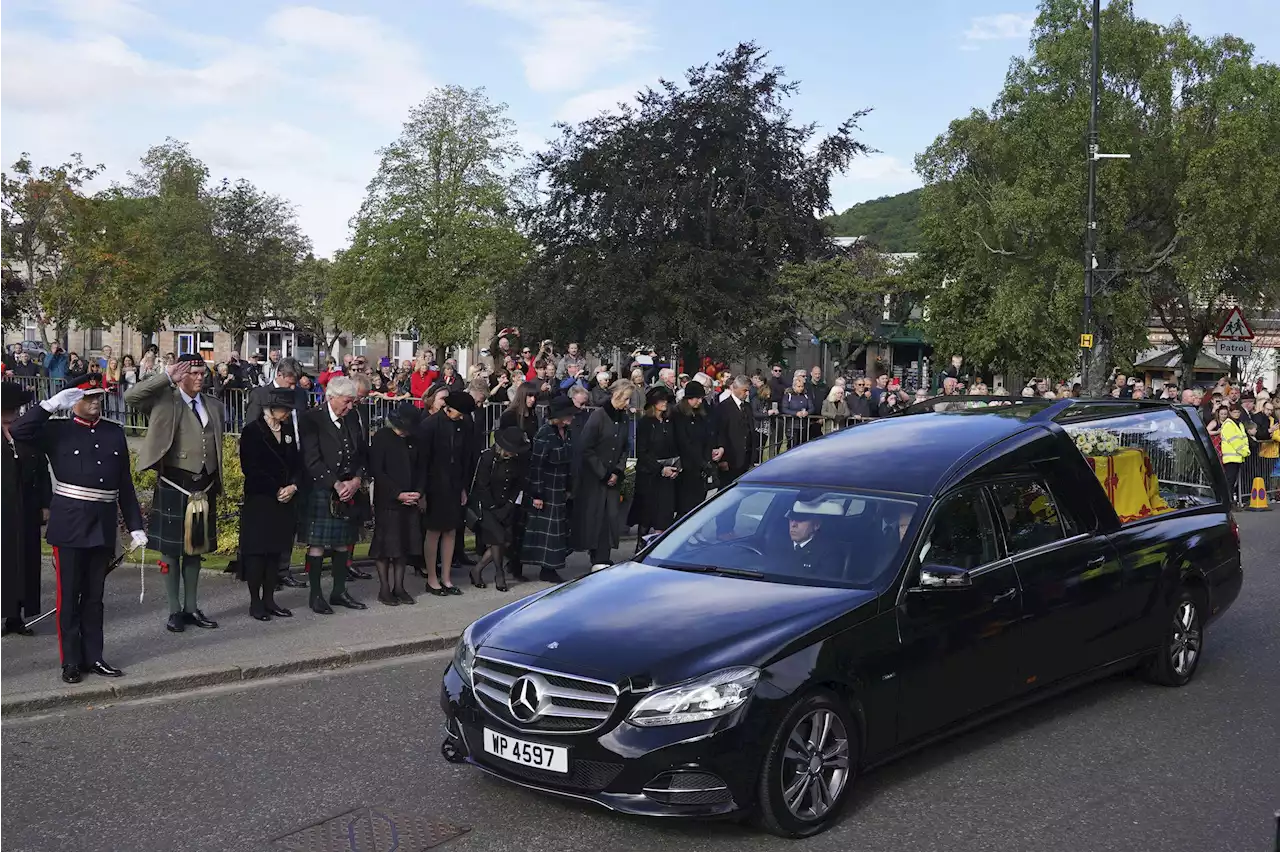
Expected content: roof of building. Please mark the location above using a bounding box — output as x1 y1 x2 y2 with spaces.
1133 346 1231 372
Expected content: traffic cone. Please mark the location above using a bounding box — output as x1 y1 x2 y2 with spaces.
1248 477 1270 511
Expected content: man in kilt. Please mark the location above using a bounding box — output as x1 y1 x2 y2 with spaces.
298 375 368 613
522 396 576 582
127 354 225 633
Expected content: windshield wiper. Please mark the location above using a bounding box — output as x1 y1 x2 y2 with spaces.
653 560 764 579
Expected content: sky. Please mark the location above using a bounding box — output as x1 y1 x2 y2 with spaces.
2 0 1276 258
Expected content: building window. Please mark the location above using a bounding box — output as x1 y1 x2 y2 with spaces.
177 333 196 356
352 337 368 356
23 321 39 342
197 331 215 352
89 328 104 350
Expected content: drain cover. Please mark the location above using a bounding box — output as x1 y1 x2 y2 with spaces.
273 807 469 851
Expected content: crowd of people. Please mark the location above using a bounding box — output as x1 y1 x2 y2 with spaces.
3 333 1277 686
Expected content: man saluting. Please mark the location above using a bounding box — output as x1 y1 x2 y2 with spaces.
126 353 226 633
9 373 146 684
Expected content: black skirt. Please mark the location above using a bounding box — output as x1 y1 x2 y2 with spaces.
369 503 423 559
239 492 298 555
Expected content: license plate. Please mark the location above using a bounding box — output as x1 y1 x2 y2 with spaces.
482 728 569 773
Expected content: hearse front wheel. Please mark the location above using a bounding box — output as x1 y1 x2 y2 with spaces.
752 690 858 838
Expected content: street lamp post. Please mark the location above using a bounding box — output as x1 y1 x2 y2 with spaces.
1080 0 1129 395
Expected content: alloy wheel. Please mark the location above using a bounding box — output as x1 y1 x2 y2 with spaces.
780 708 850 821
1170 600 1201 676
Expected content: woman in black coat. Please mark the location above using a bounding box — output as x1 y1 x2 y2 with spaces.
630 386 680 551
572 380 634 565
498 382 539 577
238 387 303 621
416 391 476 596
369 402 423 606
671 380 715 518
469 427 530 592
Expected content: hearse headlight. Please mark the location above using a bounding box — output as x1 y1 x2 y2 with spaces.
453 623 477 686
626 666 760 727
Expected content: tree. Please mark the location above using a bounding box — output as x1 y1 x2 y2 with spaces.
498 43 870 359
824 189 923 251
277 253 343 353
332 85 528 353
914 0 1279 393
0 154 109 344
204 178 309 353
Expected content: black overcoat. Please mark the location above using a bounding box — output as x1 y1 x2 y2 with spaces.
238 415 303 555
417 409 473 532
571 405 630 553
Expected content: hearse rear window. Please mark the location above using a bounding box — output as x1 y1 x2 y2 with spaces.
1061 409 1217 523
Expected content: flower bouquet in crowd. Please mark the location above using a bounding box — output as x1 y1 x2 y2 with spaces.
1073 428 1121 457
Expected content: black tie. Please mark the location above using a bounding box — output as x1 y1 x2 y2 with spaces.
191 399 200 421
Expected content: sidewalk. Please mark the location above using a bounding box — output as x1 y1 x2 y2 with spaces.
0 546 630 716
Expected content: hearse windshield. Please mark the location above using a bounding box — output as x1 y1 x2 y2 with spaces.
642 485 922 589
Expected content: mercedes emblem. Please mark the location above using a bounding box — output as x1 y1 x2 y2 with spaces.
508 673 549 723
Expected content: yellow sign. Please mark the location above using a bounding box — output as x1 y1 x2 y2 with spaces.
1080 334 1094 349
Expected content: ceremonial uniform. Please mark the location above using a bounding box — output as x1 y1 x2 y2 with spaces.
125 356 226 633
8 375 145 682
2 382 50 636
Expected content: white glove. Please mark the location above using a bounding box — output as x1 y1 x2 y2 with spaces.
129 530 149 551
40 387 85 413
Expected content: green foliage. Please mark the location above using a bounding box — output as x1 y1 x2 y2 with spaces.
215 434 245 555
823 189 923 251
498 43 872 359
332 85 528 352
915 0 1280 389
130 449 157 513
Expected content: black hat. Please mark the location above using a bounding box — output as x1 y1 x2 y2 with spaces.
177 353 205 364
388 401 421 430
1 381 34 412
547 396 576 421
265 387 296 411
645 385 674 407
62 372 108 395
425 381 448 399
495 426 531 456
682 380 705 399
445 391 476 415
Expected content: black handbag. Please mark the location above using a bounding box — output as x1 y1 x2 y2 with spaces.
464 452 496 532
658 456 683 473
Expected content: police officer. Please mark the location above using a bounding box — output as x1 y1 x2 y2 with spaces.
9 373 146 684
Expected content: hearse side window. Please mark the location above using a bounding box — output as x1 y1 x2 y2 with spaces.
1061 409 1218 523
989 480 1065 554
915 490 999 573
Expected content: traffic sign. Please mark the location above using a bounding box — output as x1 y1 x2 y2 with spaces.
1215 339 1253 358
1217 307 1254 340
1079 333 1094 349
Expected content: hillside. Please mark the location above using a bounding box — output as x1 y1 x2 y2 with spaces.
824 187 923 252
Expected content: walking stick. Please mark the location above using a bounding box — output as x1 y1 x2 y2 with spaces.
23 545 142 629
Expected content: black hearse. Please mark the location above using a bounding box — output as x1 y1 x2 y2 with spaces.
440 399 1242 837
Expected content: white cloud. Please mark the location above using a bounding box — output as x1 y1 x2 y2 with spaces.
473 0 650 92
554 81 646 123
963 12 1035 45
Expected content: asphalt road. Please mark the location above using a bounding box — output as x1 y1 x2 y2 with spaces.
3 512 1277 852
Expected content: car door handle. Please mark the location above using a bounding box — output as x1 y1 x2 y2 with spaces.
992 588 1017 604
1086 556 1106 569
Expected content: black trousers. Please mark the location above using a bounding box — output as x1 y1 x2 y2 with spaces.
52 545 110 668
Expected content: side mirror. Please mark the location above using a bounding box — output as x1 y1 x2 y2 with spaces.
640 532 662 551
915 564 972 590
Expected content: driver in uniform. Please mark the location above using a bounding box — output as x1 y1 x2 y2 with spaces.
783 496 842 578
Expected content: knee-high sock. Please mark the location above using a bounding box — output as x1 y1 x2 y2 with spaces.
163 553 183 613
181 555 201 612
306 553 324 597
330 550 348 596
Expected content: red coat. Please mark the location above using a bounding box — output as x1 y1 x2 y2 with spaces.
409 369 440 405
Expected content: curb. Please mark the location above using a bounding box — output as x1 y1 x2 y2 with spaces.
0 633 459 718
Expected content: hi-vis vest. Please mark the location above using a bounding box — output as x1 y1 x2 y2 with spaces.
1220 418 1250 464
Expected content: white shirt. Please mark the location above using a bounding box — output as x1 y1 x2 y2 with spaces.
793 538 813 551
178 387 208 427
328 402 344 429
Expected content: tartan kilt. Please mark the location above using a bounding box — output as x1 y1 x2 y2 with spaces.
148 480 217 558
301 487 360 549
522 500 570 571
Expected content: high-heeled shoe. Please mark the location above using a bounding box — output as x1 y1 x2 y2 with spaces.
469 564 487 589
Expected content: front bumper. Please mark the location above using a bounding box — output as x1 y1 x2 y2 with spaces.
440 659 770 818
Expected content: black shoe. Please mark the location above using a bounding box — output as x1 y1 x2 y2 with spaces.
61 665 83 684
330 591 368 610
266 605 293 618
444 585 463 596
280 573 307 589
394 587 416 605
413 565 429 578
251 610 271 622
183 610 219 629
166 612 186 633
539 568 563 584
469 565 486 589
377 589 400 606
348 566 373 580
3 617 34 636
425 584 449 597
310 596 334 615
82 660 124 677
